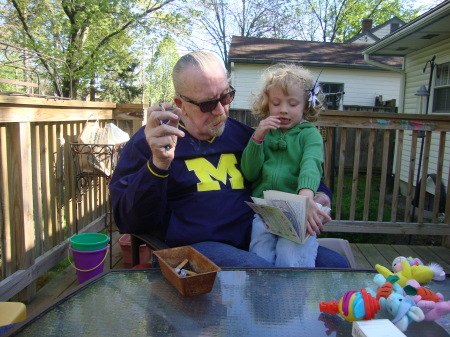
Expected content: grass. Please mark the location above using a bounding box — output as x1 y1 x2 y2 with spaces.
36 257 71 291
321 172 397 244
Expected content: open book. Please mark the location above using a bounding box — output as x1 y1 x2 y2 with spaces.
245 190 330 244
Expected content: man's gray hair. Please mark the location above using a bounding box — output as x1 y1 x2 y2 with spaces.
172 51 227 95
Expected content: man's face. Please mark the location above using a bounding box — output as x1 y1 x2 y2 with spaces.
174 65 231 140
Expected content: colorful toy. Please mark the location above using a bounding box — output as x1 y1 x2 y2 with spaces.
374 275 401 300
319 289 380 322
379 292 425 332
392 256 445 281
392 256 423 271
375 259 435 287
404 280 450 321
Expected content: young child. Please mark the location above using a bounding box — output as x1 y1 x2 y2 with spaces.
241 63 330 267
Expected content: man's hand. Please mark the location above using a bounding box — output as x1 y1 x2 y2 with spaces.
144 103 185 170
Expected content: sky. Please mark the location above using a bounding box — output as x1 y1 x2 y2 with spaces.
414 0 445 13
176 0 446 58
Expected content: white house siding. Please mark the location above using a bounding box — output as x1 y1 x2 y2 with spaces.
351 36 377 44
230 63 401 110
397 36 450 194
374 25 394 39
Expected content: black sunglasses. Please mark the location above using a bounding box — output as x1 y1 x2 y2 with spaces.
180 86 236 113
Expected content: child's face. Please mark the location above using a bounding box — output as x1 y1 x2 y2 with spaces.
267 85 308 131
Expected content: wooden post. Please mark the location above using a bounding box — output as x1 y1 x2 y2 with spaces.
8 122 36 302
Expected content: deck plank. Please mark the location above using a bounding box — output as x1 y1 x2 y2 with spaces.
390 244 418 260
355 243 391 269
427 246 450 271
410 245 450 271
349 244 372 269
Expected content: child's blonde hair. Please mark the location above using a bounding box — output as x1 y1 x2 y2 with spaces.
252 63 324 122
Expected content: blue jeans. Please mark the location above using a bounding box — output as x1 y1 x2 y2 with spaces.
249 215 319 267
191 241 350 268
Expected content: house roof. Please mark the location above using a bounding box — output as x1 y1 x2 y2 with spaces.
228 36 402 69
363 1 450 56
346 31 380 44
346 16 405 43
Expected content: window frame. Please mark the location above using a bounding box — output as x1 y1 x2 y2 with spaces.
432 61 450 114
320 82 345 110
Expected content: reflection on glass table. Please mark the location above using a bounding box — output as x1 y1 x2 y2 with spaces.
6 269 450 337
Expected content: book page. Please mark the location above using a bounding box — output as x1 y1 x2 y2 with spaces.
245 202 303 243
263 191 309 242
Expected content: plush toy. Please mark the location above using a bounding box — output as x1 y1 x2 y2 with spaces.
404 280 450 321
392 256 445 281
375 259 435 287
319 289 380 322
373 274 402 300
379 292 425 332
392 256 423 271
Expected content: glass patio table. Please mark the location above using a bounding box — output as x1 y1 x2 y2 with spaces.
6 268 450 336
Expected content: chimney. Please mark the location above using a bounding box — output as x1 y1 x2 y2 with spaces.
362 18 373 32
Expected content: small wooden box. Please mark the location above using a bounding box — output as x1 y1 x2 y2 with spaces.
153 246 221 297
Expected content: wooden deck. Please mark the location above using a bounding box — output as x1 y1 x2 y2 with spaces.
26 232 450 318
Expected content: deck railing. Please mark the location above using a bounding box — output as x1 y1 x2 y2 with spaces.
231 109 450 240
0 97 449 303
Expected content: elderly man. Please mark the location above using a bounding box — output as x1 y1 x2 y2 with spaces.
109 51 349 268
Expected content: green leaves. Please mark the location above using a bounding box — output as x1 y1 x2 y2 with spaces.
4 0 185 100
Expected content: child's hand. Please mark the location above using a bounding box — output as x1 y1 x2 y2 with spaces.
253 116 281 141
306 198 332 236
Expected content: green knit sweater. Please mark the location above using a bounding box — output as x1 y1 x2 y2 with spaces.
241 122 324 198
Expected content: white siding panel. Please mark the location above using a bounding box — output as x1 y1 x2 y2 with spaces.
231 64 401 110
374 26 391 39
398 37 450 190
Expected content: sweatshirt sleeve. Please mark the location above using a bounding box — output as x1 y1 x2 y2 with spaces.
297 127 324 193
109 129 169 235
241 138 265 182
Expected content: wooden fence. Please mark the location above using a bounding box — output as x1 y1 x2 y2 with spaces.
0 97 449 303
0 97 145 302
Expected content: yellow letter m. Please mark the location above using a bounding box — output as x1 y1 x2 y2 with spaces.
185 154 245 191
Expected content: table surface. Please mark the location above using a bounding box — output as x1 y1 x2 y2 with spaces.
7 269 450 336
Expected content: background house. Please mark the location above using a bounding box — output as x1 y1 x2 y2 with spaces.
228 35 403 112
362 1 450 196
346 17 406 44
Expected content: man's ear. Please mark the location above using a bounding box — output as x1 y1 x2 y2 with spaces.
174 96 183 108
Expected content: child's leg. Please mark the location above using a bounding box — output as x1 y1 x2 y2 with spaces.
249 214 277 264
274 235 319 267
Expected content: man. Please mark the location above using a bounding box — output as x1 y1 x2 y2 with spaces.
109 51 349 268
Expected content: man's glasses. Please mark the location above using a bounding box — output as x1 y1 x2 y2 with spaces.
180 86 236 113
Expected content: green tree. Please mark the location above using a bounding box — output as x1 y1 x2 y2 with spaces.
294 0 422 42
98 61 143 103
3 0 186 99
185 0 292 65
146 35 179 105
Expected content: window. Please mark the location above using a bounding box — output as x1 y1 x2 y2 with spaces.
433 62 450 114
320 82 344 110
